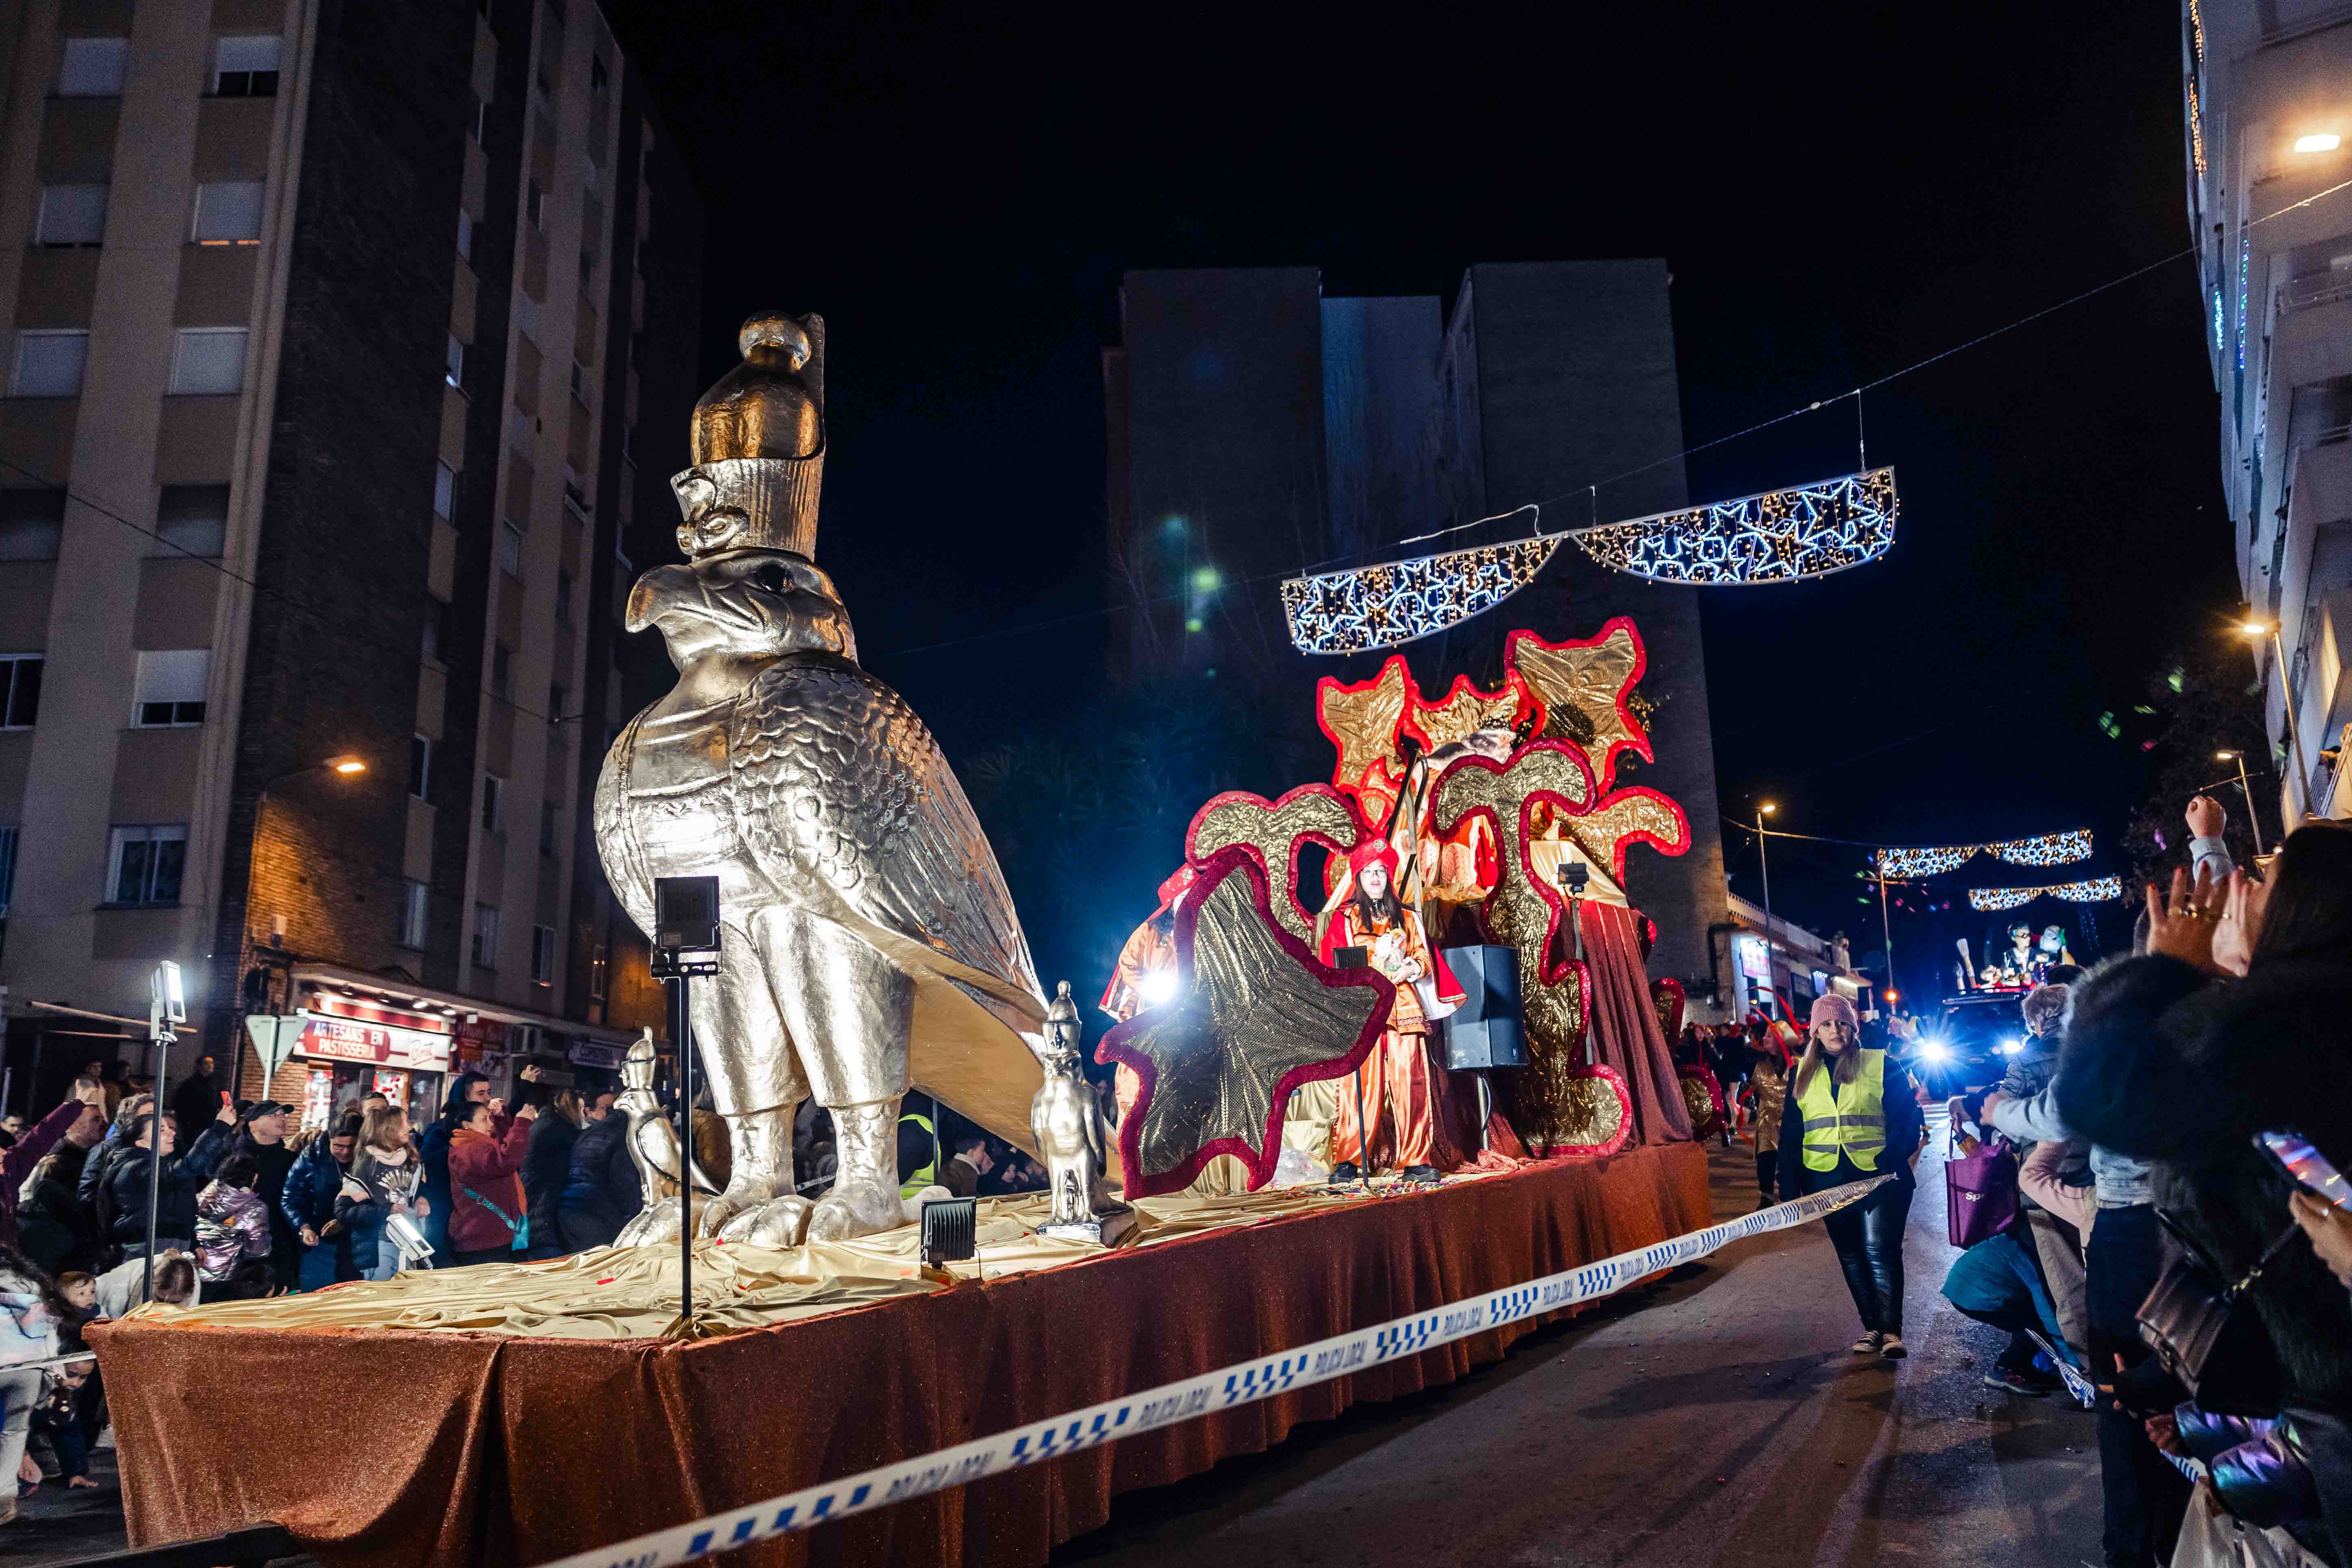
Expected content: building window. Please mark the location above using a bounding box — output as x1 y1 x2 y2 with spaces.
590 55 608 93
168 328 247 396
468 94 487 147
191 182 263 244
421 598 451 664
498 520 524 578
554 568 573 624
531 924 555 985
491 641 513 700
525 178 544 230
211 35 282 97
577 249 595 290
433 461 456 520
482 773 505 834
11 331 89 397
106 824 187 906
0 826 16 917
538 798 557 855
456 208 474 261
548 682 567 728
507 407 531 453
588 941 607 1001
409 733 432 799
444 334 466 391
569 359 589 404
156 483 228 557
0 656 42 729
132 649 210 726
513 291 540 343
35 185 107 247
400 879 429 949
0 490 65 560
471 903 500 968
56 37 127 97
619 421 634 461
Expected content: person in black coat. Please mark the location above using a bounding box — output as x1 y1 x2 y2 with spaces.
104 1105 234 1256
76 1093 154 1214
281 1115 360 1290
521 1092 585 1260
555 1107 641 1252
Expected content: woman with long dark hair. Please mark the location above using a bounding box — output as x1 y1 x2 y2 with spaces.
1775 994 1926 1358
1318 842 1463 1183
2058 823 2352 1566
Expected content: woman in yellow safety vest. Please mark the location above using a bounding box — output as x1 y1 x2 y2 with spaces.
1774 994 1926 1359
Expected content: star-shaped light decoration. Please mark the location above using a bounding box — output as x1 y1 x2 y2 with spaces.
1507 621 1650 793
1097 847 1389 1198
1185 784 1362 947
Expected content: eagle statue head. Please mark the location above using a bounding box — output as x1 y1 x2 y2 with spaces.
626 546 858 668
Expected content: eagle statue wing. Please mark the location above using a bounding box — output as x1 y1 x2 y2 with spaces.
730 656 1046 1020
593 713 657 939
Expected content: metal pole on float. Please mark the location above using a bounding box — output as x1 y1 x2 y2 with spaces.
145 961 185 1305
650 876 722 1330
1875 861 1896 1010
1755 804 1779 1020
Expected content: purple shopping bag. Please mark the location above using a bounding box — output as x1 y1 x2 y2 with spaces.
1945 1131 2020 1248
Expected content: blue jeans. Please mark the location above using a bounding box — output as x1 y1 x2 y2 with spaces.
1941 1228 2073 1367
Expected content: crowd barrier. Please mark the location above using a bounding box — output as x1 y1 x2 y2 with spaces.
528 1175 1893 1568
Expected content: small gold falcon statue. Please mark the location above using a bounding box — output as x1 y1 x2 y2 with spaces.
595 313 1047 1247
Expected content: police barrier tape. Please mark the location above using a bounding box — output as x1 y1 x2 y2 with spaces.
2024 1328 2205 1483
531 1175 1893 1568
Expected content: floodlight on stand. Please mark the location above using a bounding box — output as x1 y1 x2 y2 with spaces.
921 1196 977 1270
652 875 722 959
1556 860 1590 895
152 960 186 1030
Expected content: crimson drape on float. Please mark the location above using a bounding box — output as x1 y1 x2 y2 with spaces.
95 1147 1707 1568
1578 901 1695 1146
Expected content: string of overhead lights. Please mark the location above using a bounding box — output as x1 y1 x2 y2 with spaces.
1968 875 2123 912
1874 828 2093 879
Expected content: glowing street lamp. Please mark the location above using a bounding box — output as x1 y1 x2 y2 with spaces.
2294 133 2343 153
2214 749 2267 858
2238 620 2310 822
1754 803 1778 1013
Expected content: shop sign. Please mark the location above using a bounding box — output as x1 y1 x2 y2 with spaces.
295 1011 453 1074
308 994 451 1035
1735 932 1772 982
567 1038 628 1070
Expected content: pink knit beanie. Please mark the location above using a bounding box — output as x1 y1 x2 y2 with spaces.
1808 993 1859 1031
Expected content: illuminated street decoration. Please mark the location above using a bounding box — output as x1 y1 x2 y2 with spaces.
1279 468 1898 654
1281 539 1559 655
1875 829 2092 879
1572 468 1898 586
1968 875 2123 912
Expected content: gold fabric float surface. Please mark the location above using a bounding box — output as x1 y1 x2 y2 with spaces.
1430 744 1626 1152
1557 790 1688 880
1318 662 1411 787
1116 868 1382 1186
1512 626 1644 782
1186 790 1359 945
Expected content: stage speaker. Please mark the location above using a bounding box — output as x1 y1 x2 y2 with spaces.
1440 945 1526 1070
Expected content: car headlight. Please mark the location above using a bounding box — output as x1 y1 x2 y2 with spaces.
1918 1040 1952 1065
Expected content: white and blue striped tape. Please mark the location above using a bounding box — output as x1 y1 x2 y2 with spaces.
531 1175 1891 1568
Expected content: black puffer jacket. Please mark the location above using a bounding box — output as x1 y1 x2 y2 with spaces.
103 1123 233 1250
520 1111 581 1245
2057 953 2352 1563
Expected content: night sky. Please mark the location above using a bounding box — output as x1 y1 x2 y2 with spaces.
606 2 2247 997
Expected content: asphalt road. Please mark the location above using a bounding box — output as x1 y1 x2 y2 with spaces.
2 1113 2103 1568
1055 1112 2106 1568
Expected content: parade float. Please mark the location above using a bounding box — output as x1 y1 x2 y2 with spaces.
91 312 1900 1568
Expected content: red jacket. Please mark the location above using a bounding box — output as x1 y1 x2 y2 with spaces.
0 1097 91 1251
445 1120 532 1255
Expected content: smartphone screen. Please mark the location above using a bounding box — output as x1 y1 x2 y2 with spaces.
2257 1130 2352 1212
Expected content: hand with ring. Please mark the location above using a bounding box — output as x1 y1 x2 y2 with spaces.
2146 862 2229 973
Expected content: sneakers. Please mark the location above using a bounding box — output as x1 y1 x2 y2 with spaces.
1983 1366 2051 1396
1880 1333 1908 1359
1850 1330 1884 1354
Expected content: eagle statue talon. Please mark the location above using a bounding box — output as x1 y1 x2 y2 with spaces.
715 1194 815 1247
804 1101 907 1243
806 1176 904 1243
615 1196 685 1249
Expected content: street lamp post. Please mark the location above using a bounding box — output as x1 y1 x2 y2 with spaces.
1873 859 1896 1012
2241 622 2311 825
2215 749 2268 860
1756 803 1777 1017
238 757 367 1091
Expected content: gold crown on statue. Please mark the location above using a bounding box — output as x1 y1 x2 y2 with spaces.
671 311 826 560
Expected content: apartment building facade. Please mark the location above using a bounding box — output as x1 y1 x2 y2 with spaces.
0 0 701 1122
2184 0 2352 822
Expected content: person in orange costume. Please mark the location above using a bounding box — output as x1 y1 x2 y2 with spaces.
1099 866 1198 1124
1321 842 1465 1182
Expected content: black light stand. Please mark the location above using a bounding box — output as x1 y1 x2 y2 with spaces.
649 876 721 1330
144 962 185 1304
1557 861 1590 1066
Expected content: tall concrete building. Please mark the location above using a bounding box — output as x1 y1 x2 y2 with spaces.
2183 1 2352 822
0 0 702 1124
1103 262 1730 998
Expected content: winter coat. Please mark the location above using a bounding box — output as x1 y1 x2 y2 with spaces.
446 1120 533 1254
556 1114 641 1247
520 1112 581 1245
17 1141 102 1278
103 1122 232 1248
0 1264 57 1369
0 1096 92 1250
193 1182 271 1281
334 1148 424 1273
279 1135 347 1234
